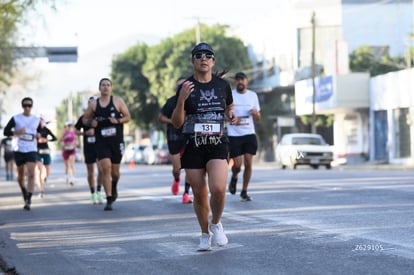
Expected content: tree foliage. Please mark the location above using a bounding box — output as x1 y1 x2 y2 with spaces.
349 45 404 77
110 24 251 130
299 114 334 128
0 0 55 85
110 43 152 129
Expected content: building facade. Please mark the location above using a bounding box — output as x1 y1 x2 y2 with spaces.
370 68 414 165
237 0 413 164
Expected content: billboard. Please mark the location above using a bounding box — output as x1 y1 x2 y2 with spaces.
295 75 336 115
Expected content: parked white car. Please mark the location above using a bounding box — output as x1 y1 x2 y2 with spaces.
123 143 156 165
276 133 333 169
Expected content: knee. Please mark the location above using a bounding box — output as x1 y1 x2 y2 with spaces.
209 184 226 198
232 165 241 174
112 171 120 181
192 185 208 200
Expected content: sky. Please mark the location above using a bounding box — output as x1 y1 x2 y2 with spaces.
2 0 291 122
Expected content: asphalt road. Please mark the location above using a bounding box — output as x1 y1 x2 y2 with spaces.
0 161 414 275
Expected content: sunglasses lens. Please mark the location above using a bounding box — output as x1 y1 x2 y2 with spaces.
22 104 32 108
194 53 214 60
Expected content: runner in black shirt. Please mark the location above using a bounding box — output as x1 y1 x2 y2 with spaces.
82 78 131 211
1 136 15 181
159 77 193 204
75 97 104 205
171 43 237 251
36 115 57 198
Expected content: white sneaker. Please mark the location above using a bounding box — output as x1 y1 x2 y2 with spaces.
197 233 211 251
90 193 97 204
209 223 228 246
96 191 104 204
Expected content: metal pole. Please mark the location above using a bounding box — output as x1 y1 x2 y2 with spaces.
311 11 316 134
196 18 201 44
68 92 73 121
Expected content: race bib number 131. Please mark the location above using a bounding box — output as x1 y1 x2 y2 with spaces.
194 123 221 135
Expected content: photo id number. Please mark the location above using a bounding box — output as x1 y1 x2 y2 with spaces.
352 244 384 251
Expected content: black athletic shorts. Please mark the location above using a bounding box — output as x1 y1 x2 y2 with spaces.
14 151 37 166
168 139 186 155
181 138 229 169
95 141 124 164
84 144 98 164
4 152 14 162
228 134 258 158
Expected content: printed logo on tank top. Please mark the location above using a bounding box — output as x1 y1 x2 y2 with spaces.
196 88 224 112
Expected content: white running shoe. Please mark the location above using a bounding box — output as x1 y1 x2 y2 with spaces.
90 193 97 204
197 233 212 251
209 223 228 246
96 191 104 204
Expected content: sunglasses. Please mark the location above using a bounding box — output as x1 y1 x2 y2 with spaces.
193 53 214 60
22 104 33 108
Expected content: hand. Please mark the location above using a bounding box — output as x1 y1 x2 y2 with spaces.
228 110 238 125
108 117 118 124
177 81 194 103
15 128 25 135
85 128 95 136
90 119 98 128
250 108 260 120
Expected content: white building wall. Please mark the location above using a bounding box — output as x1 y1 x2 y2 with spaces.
333 110 369 162
370 68 414 165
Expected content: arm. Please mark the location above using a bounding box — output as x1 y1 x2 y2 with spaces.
251 93 261 121
158 113 172 125
226 103 238 125
3 117 16 137
224 83 237 125
47 129 58 142
251 109 261 121
73 131 78 146
171 80 194 128
82 101 98 128
74 116 84 136
109 96 131 125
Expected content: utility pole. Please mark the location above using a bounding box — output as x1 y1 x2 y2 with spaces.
195 17 201 44
186 16 210 44
311 11 317 134
68 92 73 122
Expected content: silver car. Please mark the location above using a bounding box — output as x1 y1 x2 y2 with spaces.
276 133 333 169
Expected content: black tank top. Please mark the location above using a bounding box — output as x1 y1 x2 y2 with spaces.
94 96 124 143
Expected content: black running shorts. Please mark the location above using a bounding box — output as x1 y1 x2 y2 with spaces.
14 151 37 166
228 134 258 158
95 141 124 164
181 140 229 169
167 140 186 155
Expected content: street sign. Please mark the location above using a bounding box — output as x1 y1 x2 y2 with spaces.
13 46 78 63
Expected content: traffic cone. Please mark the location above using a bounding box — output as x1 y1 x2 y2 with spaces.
129 159 135 169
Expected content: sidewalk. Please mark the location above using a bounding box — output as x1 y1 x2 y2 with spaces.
254 160 414 171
